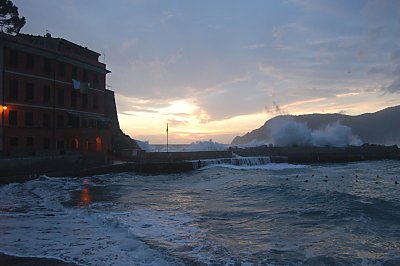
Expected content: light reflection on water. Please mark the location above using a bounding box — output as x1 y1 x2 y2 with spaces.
78 179 92 207
78 187 92 207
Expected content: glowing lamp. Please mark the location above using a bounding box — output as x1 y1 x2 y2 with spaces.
2 105 7 111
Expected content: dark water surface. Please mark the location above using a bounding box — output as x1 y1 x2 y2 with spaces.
1 160 400 265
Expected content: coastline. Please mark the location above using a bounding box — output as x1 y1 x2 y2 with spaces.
0 145 399 186
0 252 77 266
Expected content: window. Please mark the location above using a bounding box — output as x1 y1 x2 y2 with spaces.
26 54 35 69
26 83 34 101
72 66 77 79
95 137 102 152
68 114 80 128
9 110 18 126
58 63 65 77
9 80 18 100
71 91 77 107
57 114 64 128
9 49 19 67
82 94 88 109
82 69 88 82
25 112 34 127
57 88 64 105
57 140 65 150
44 58 52 73
43 138 50 149
26 137 34 146
10 137 18 146
93 73 99 84
42 113 50 128
43 86 51 104
89 119 95 128
85 140 91 151
70 138 79 150
93 95 98 110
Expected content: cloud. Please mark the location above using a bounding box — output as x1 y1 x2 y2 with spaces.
390 49 400 62
160 10 176 23
265 101 288 116
18 0 400 143
122 107 158 114
385 79 400 93
381 47 400 93
367 65 390 77
166 119 189 127
244 43 265 50
335 92 360 98
121 39 138 50
258 64 285 80
383 64 400 93
272 23 306 45
362 0 400 22
115 93 171 113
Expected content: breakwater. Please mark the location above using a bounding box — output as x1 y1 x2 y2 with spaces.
80 153 286 176
138 151 233 162
1 145 399 184
230 144 400 163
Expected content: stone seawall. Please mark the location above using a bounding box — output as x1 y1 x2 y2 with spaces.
2 146 399 185
139 151 234 162
0 153 106 184
230 145 400 163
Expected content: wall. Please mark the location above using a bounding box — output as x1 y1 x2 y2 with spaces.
140 151 233 162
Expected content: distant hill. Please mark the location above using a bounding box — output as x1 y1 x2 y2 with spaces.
231 105 400 146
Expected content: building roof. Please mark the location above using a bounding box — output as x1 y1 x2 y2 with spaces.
0 32 110 73
18 33 101 59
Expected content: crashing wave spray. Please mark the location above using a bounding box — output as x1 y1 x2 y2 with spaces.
186 140 227 151
191 156 272 169
271 119 362 147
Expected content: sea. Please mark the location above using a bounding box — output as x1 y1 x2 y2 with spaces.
0 159 400 265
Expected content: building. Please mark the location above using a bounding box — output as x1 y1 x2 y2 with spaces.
0 32 112 158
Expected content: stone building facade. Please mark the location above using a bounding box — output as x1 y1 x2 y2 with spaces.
0 32 112 157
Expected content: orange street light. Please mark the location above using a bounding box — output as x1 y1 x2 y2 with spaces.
2 105 7 111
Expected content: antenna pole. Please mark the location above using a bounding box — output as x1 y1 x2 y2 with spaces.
166 123 169 152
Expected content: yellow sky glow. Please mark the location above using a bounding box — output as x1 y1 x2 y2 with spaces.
117 87 400 145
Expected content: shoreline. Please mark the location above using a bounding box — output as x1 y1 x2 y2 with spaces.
0 252 77 266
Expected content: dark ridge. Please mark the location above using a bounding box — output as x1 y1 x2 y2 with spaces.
231 105 400 146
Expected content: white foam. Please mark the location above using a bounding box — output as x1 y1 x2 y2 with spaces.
232 139 270 148
0 178 182 265
98 209 207 251
136 140 228 152
186 140 227 151
191 156 307 171
200 162 309 171
271 120 362 147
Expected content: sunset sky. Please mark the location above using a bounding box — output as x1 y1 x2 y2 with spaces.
15 0 400 144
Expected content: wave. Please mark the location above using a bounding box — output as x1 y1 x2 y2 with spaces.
191 156 307 171
1 161 399 265
0 178 182 266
